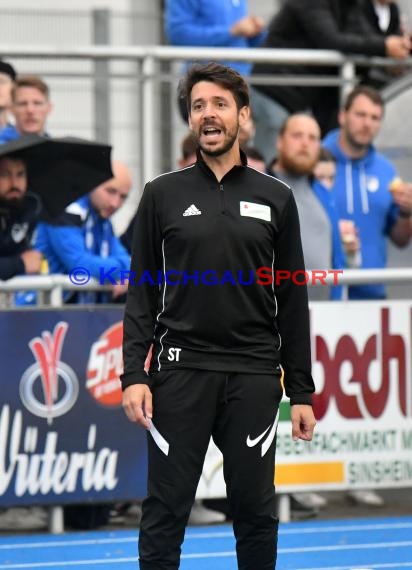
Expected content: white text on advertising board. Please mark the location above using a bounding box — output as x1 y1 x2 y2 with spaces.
0 406 119 497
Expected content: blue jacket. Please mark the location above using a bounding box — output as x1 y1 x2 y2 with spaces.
0 124 19 144
323 129 399 299
165 0 266 77
0 125 51 145
35 195 130 299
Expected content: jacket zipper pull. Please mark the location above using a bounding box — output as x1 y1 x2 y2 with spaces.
219 184 225 214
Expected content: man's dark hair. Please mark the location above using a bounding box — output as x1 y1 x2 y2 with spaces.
343 85 384 112
179 62 250 115
0 60 17 81
0 153 26 164
181 132 198 160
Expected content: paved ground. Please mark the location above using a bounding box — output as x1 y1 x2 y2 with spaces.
308 489 412 521
1 488 411 535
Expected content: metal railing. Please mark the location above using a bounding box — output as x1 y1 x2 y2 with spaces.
1 268 412 307
0 43 411 188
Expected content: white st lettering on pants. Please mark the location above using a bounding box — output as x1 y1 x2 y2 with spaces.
167 348 182 362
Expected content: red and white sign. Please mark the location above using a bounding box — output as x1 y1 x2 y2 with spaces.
86 322 123 406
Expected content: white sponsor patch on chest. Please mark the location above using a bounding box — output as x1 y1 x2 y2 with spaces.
11 222 29 243
240 201 271 222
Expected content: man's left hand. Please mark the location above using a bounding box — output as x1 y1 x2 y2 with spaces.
291 404 316 441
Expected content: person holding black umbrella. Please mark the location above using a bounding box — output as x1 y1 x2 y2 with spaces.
0 133 115 285
0 153 42 281
0 134 114 219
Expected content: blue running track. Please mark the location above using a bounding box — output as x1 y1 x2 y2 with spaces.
0 516 412 569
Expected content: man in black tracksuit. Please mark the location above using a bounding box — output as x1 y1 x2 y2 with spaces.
121 62 316 570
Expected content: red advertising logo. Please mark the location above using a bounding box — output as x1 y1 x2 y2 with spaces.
313 308 408 420
19 322 79 425
86 322 123 406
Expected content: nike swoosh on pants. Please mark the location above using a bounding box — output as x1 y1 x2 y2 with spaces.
246 425 272 447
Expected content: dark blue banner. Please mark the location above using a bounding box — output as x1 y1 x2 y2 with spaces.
0 308 147 507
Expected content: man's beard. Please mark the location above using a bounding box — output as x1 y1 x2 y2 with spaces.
0 195 25 212
198 125 238 158
280 152 317 176
345 129 371 153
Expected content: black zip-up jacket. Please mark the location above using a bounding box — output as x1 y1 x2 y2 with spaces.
121 152 315 406
361 0 401 37
0 193 40 280
358 0 404 88
252 0 387 115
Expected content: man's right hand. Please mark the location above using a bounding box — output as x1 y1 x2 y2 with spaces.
122 384 153 429
230 15 264 38
385 35 411 59
20 250 42 274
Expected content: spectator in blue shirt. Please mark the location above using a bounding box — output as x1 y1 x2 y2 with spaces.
165 0 266 76
0 75 52 143
165 0 267 122
36 160 133 303
323 85 412 300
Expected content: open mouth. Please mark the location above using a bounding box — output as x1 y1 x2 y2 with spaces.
202 126 223 139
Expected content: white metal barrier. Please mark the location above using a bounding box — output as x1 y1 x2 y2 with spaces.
1 268 412 305
0 43 411 188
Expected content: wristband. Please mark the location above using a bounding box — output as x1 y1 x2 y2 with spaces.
399 210 411 218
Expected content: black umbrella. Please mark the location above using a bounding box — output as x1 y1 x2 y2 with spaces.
0 134 113 219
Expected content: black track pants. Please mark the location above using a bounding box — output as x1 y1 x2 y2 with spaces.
138 369 283 570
